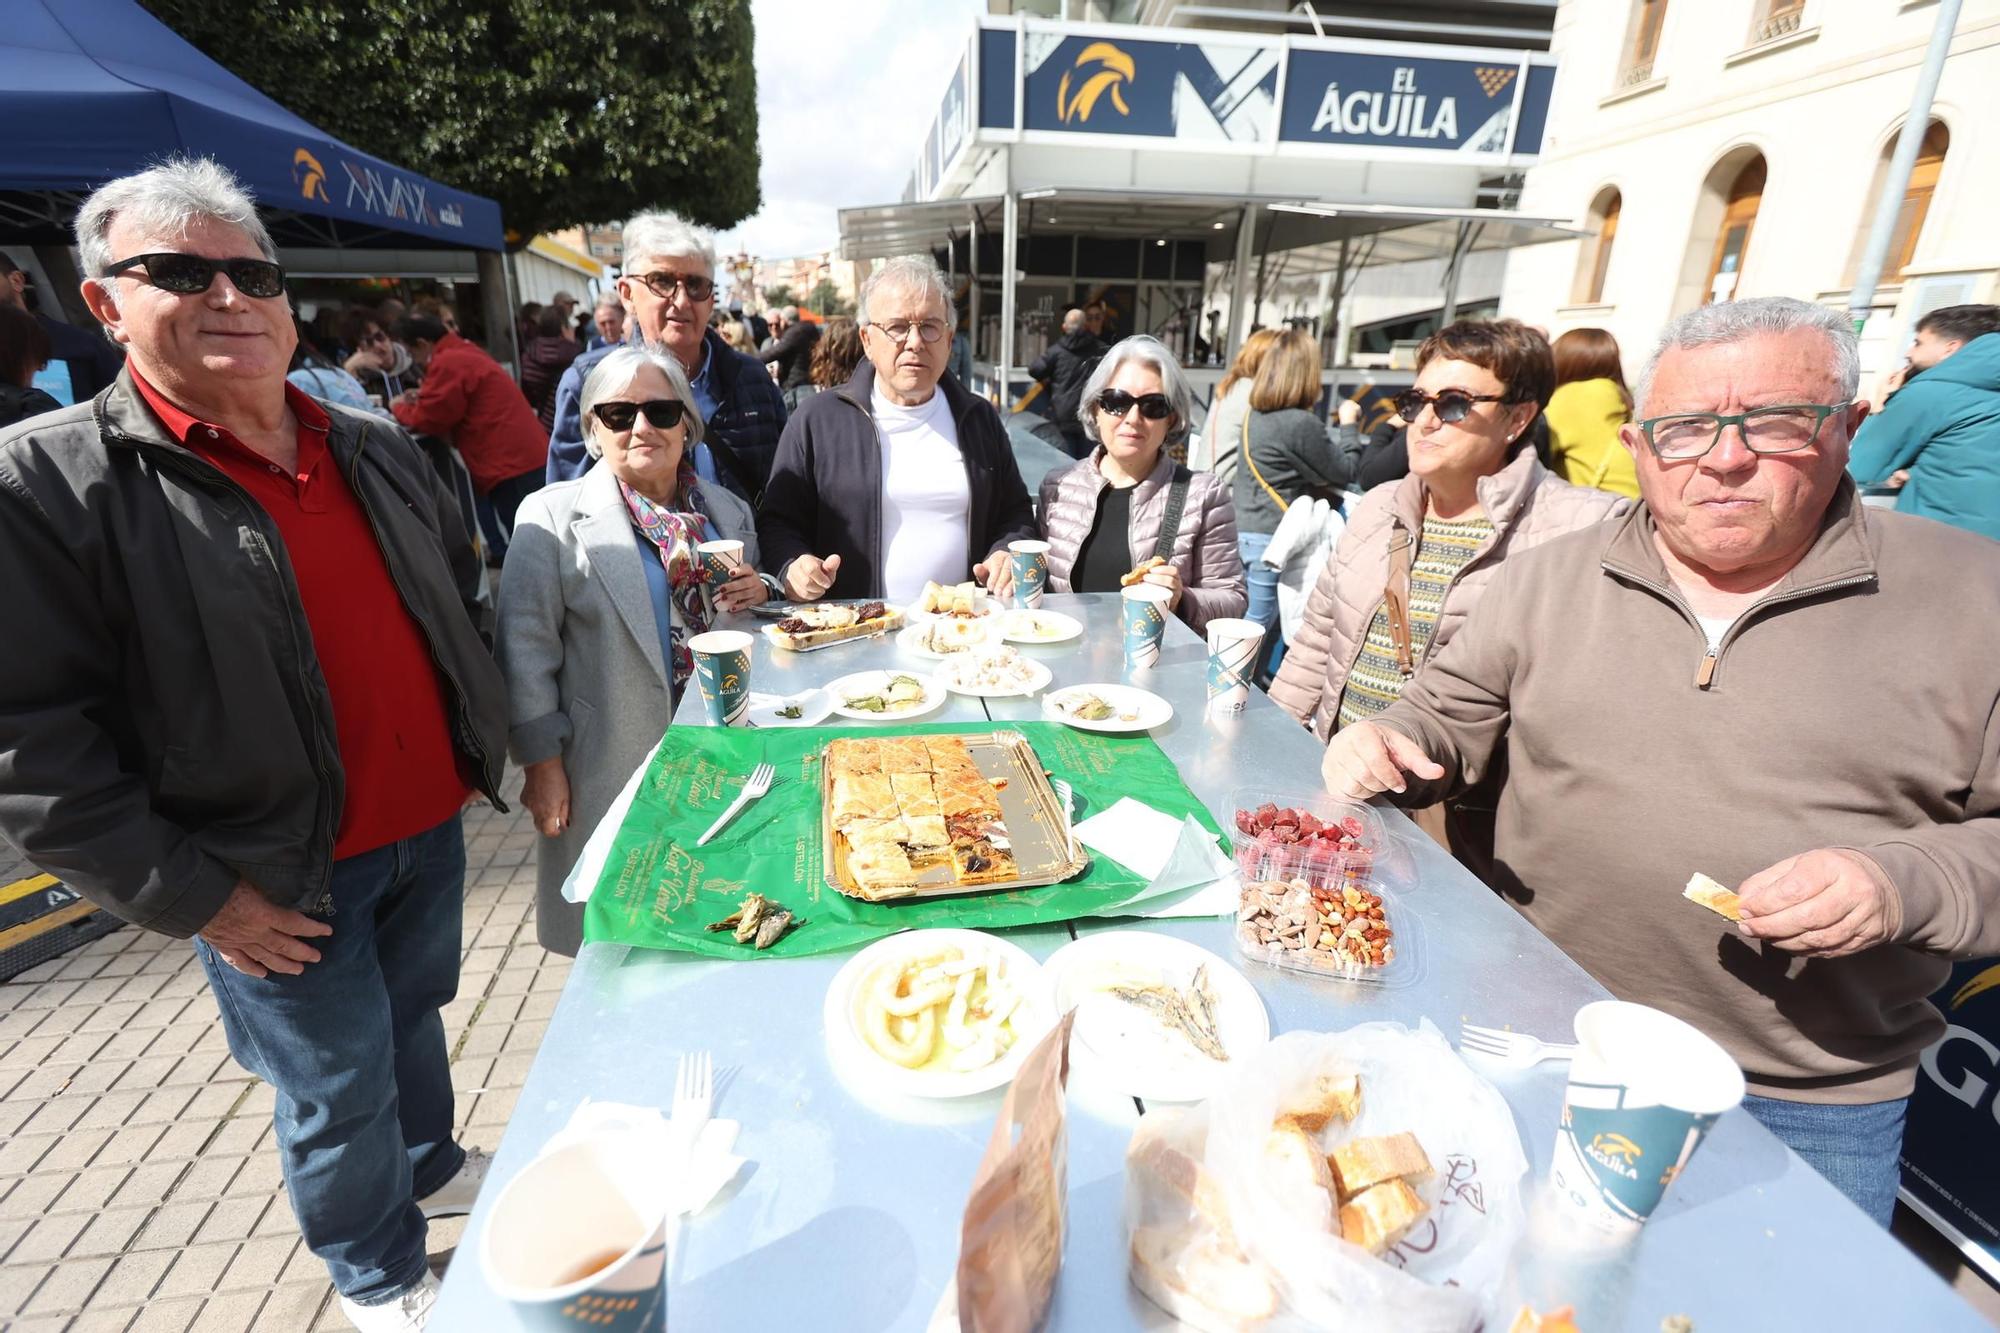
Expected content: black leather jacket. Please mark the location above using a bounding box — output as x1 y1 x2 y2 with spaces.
0 372 509 936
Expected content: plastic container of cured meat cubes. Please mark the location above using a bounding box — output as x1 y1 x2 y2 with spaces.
1229 787 1423 989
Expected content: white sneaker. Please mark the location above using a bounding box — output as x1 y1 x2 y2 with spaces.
417 1145 492 1219
340 1270 440 1332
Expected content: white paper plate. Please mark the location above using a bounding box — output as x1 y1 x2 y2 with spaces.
1043 683 1174 733
997 609 1084 645
936 653 1054 699
1043 931 1269 1103
896 620 997 660
825 670 947 722
744 689 833 728
823 929 1055 1099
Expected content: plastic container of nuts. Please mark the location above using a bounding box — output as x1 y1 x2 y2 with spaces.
1229 788 1423 988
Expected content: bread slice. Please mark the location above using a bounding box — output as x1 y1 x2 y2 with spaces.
1129 1226 1277 1333
1327 1132 1433 1199
1263 1120 1336 1229
767 602 902 651
1120 556 1166 587
1277 1071 1362 1132
1338 1178 1426 1254
1683 871 1743 922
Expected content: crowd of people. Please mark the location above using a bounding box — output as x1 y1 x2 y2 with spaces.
0 155 1997 1328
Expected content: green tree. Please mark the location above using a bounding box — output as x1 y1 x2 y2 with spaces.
140 0 761 241
808 278 853 318
760 283 799 310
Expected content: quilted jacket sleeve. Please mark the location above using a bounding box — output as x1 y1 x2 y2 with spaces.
1176 472 1247 633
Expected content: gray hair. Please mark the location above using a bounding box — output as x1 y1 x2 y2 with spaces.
74 157 277 291
857 255 956 329
781 305 799 321
578 344 706 460
620 211 716 276
593 291 623 316
1075 335 1195 450
1636 296 1859 414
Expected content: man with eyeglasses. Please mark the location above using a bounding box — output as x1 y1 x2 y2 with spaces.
544 211 785 499
1318 296 2000 1226
0 159 509 1331
758 254 1037 604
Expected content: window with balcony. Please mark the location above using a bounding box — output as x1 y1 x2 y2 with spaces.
1702 156 1766 305
1886 121 1949 278
1620 0 1670 88
1572 189 1622 305
1752 0 1807 45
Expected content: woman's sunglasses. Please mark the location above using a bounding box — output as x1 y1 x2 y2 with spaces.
592 399 687 432
1392 387 1510 425
105 252 287 300
1095 389 1174 421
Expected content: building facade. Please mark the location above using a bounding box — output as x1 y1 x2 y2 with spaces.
1501 0 2000 376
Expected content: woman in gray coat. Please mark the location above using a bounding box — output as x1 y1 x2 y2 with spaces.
497 346 771 954
1035 336 1247 633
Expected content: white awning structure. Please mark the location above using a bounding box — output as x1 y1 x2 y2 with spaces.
846 14 1572 385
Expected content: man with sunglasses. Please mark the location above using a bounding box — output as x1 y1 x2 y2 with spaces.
543 211 785 500
757 254 1037 605
1318 296 2000 1226
0 160 510 1330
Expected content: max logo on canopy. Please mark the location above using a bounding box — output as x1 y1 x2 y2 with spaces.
1058 42 1135 124
292 148 329 203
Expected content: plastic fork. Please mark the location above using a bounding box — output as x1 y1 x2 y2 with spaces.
1458 1024 1579 1068
696 763 775 847
671 1050 713 1144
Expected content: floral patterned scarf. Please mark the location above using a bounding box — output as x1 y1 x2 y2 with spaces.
620 462 711 690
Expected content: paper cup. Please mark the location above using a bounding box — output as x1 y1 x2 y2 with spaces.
1008 540 1050 609
688 629 753 727
696 539 745 585
1121 584 1172 669
1548 1000 1745 1239
480 1134 669 1332
1204 617 1264 718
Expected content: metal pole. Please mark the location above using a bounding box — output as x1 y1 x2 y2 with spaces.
1000 189 1019 407
1439 221 1479 327
1327 232 1351 364
1849 0 1962 327
1226 202 1258 363
967 205 983 378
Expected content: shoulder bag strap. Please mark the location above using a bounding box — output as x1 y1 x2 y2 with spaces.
1153 466 1191 563
1240 413 1289 514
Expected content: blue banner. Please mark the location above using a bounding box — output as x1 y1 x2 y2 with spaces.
1278 49 1542 156
938 53 969 176
1021 32 1277 142
1903 959 2000 1283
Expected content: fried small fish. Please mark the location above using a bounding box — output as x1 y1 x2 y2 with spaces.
1108 965 1229 1062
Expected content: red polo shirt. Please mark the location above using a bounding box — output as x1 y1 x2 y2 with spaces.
132 369 467 859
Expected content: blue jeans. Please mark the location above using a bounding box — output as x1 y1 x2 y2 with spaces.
1239 530 1286 681
197 815 468 1304
1742 1092 1907 1226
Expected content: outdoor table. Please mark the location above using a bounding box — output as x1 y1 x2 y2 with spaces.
432 593 1980 1330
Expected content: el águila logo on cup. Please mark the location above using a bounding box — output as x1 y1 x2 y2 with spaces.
1548 1000 1744 1238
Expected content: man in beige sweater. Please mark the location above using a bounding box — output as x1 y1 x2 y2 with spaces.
1322 296 2000 1225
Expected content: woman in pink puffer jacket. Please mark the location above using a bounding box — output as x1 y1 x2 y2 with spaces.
1036 336 1248 633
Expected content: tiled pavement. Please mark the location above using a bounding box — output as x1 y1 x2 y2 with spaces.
3 773 1999 1330
0 773 564 1332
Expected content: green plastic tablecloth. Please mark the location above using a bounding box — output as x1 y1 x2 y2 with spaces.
583 720 1226 958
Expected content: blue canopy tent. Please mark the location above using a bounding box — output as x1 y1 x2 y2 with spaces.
0 0 503 253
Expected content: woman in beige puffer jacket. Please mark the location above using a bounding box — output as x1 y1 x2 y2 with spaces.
1271 322 1630 833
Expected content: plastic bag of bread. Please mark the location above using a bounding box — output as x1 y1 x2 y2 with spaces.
1124 1023 1527 1332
